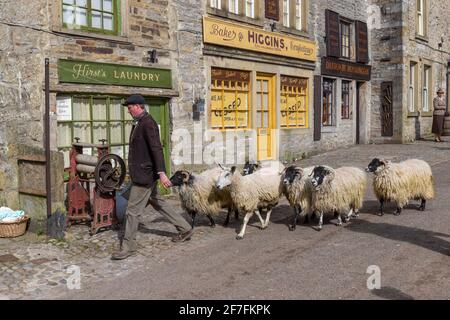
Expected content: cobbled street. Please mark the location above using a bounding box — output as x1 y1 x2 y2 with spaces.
1 140 449 300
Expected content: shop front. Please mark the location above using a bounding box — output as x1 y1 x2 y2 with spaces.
203 16 316 161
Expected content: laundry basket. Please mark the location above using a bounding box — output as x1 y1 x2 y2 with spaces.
0 216 30 238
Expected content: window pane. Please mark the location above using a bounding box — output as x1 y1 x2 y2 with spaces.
110 122 123 144
57 123 72 147
103 13 113 30
263 94 269 110
73 123 92 143
75 7 87 26
63 0 75 4
110 100 122 120
111 146 124 159
124 122 133 139
93 122 108 143
92 0 102 10
72 98 90 120
63 5 75 24
103 0 113 12
76 0 87 7
92 99 107 120
92 11 102 28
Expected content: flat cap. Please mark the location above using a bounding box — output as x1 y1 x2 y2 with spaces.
122 94 145 106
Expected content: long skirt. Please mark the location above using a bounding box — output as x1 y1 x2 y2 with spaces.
431 115 445 135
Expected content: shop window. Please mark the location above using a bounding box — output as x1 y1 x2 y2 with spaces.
56 95 133 169
341 81 351 119
210 68 251 130
62 0 120 35
280 76 308 128
423 65 431 113
322 79 335 126
340 21 351 59
210 0 221 9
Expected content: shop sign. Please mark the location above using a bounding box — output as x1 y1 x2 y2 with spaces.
321 57 371 81
203 17 316 62
58 59 172 88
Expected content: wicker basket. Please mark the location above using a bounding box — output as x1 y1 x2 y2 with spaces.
0 216 30 238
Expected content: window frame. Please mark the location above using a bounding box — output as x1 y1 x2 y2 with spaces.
408 62 418 114
228 0 239 14
62 0 120 36
341 80 351 120
280 76 309 129
416 0 427 37
210 0 222 9
340 20 351 59
245 0 254 18
282 0 290 28
422 64 433 115
322 79 335 127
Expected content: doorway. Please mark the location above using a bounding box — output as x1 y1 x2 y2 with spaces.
256 74 276 161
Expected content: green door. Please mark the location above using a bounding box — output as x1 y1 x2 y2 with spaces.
145 98 171 195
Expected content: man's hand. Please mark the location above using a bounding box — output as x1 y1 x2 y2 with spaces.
159 172 172 188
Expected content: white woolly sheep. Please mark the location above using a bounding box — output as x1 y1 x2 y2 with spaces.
170 167 237 228
280 165 315 231
310 166 367 231
216 166 282 240
366 158 435 216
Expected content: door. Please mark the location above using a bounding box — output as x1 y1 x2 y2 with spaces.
145 98 171 194
256 74 276 161
356 82 362 144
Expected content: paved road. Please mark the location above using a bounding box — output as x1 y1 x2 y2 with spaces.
52 142 450 299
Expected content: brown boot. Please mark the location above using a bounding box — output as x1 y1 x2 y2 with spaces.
171 229 194 243
111 249 137 260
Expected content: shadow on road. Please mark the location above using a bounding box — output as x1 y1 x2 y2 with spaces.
346 220 450 256
370 286 415 300
362 200 425 216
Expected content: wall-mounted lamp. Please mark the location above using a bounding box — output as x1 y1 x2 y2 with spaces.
192 98 205 121
147 49 158 63
270 22 276 32
438 36 444 49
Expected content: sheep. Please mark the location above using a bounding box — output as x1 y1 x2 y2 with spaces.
310 166 367 231
216 165 282 240
169 167 237 228
366 158 435 216
243 160 285 176
280 165 315 231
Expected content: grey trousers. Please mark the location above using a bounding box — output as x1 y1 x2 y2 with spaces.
122 182 191 252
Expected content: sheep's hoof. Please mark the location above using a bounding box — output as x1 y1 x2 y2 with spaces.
259 225 268 230
315 226 322 232
335 222 343 227
210 224 216 228
378 213 384 217
236 235 244 240
419 206 425 212
288 225 296 231
394 211 401 216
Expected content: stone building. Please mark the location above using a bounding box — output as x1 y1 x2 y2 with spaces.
369 0 450 143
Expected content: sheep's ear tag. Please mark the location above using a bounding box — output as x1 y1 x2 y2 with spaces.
231 166 237 174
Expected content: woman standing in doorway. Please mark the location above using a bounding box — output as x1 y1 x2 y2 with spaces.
432 88 446 142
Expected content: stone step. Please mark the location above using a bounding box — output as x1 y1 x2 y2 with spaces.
444 116 450 136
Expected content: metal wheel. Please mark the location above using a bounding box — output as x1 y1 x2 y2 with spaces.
95 154 126 193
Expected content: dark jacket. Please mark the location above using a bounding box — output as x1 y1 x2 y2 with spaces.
128 112 166 187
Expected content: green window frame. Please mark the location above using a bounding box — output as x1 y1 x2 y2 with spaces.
62 0 120 36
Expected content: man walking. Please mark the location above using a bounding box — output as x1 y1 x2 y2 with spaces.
112 94 194 260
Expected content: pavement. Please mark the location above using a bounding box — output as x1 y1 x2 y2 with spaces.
0 139 449 300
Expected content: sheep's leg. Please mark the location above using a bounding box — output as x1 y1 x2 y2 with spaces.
224 207 232 227
236 211 256 240
234 209 239 221
263 208 273 229
379 199 385 217
207 214 216 228
343 209 352 223
335 213 343 226
419 199 426 211
316 211 324 231
255 210 266 230
190 211 197 228
289 206 300 231
394 207 402 216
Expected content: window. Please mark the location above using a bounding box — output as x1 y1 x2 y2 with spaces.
409 62 417 113
280 76 308 128
322 79 334 126
283 0 290 27
229 0 239 14
210 68 251 130
341 81 351 119
423 65 431 112
210 0 221 9
56 95 133 169
417 0 426 36
62 0 119 35
340 21 351 59
295 0 303 30
245 0 254 18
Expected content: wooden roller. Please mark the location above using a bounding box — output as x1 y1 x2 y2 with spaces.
76 164 96 174
75 154 99 166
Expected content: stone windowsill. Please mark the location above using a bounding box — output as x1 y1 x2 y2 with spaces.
206 8 265 28
407 111 420 118
421 112 433 117
415 34 429 43
52 26 132 45
276 25 312 41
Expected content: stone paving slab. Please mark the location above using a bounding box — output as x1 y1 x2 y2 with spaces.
0 140 448 299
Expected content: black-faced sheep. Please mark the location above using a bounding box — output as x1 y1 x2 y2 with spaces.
366 158 435 216
310 166 367 231
215 166 282 240
281 165 314 231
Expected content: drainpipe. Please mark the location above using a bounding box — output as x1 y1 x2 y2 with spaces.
44 58 52 229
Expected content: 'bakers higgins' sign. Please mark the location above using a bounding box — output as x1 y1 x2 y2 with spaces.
58 59 172 88
203 17 316 62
